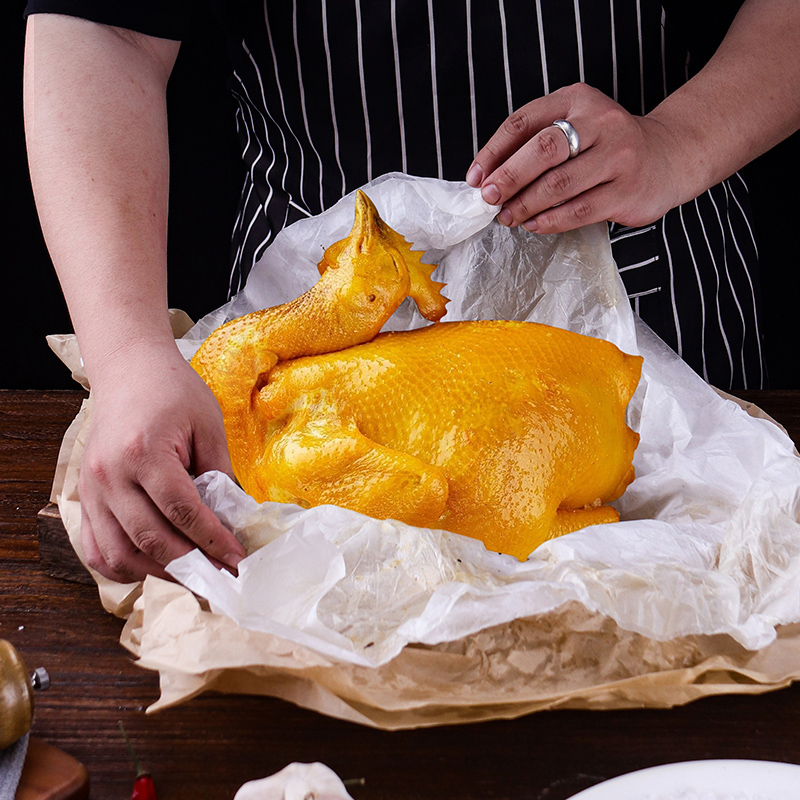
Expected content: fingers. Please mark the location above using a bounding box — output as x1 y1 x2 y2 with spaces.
82 476 242 584
467 88 578 190
81 507 170 584
472 123 579 207
82 475 244 582
520 182 616 233
140 457 244 567
81 448 245 583
191 411 235 480
498 148 611 232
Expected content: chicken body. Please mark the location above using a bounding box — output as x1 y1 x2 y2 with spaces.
192 191 642 560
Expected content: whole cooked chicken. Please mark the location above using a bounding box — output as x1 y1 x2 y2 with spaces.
192 191 642 560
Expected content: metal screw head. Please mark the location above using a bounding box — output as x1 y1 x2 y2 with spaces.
30 667 51 691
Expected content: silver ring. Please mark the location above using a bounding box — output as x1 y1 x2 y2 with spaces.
552 119 580 159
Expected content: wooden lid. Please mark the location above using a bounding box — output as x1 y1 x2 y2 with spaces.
0 639 34 749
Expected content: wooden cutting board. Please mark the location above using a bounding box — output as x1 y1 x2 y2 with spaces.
16 738 89 800
36 504 92 586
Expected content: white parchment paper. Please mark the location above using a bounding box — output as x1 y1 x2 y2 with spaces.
168 173 800 668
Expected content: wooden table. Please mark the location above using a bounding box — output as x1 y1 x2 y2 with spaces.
3 389 800 800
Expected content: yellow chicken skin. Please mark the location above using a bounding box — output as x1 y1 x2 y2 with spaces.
192 191 642 560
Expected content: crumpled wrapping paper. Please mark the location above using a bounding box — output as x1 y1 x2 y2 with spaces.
48 173 800 727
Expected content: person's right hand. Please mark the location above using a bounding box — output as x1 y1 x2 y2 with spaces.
79 340 246 583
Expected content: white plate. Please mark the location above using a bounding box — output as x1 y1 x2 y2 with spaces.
568 760 800 800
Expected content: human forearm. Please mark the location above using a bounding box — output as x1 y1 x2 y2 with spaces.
647 0 800 204
23 15 245 582
24 13 181 387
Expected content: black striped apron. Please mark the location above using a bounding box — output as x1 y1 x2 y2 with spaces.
224 0 764 389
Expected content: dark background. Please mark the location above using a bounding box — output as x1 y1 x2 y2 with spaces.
6 4 800 389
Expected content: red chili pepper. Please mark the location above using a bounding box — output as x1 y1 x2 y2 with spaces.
132 773 157 800
119 721 157 800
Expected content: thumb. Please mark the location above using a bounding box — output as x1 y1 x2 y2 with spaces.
192 420 235 481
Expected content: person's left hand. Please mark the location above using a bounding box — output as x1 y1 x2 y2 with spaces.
466 82 688 233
